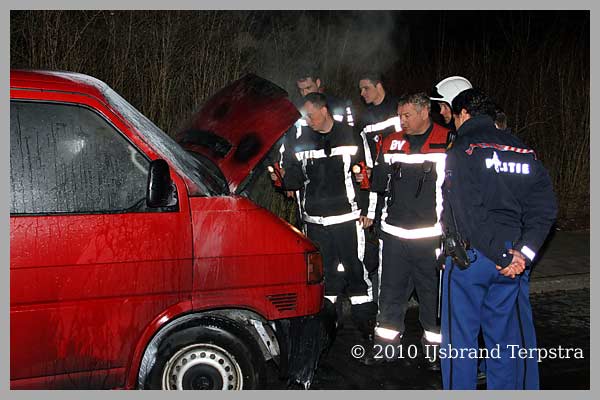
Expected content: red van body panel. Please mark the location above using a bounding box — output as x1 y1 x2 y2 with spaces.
189 196 322 319
9 70 324 389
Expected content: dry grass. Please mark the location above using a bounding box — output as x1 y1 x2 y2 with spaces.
10 10 589 230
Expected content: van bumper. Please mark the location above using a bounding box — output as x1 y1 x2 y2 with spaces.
273 302 336 389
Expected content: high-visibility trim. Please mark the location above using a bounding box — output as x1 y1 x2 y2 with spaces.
300 157 310 216
350 295 372 305
360 131 378 218
333 114 344 122
294 118 308 139
380 153 447 233
367 191 377 220
362 116 401 134
433 157 446 230
375 326 401 341
361 131 374 168
380 199 390 232
346 107 354 126
342 153 359 213
337 263 345 272
355 221 373 302
295 145 358 161
435 248 441 258
295 189 304 234
465 142 537 159
278 142 285 165
381 221 442 239
521 245 536 261
377 239 383 307
303 210 361 226
324 295 337 303
383 152 447 164
423 330 442 344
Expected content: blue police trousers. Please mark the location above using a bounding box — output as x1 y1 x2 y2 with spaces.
440 249 539 389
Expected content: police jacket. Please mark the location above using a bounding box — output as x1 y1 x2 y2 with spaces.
358 94 401 160
371 122 449 239
281 122 375 225
443 115 557 268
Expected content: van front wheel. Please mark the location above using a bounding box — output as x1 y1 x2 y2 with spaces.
146 317 264 390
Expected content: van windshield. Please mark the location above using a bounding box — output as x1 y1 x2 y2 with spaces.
103 85 229 196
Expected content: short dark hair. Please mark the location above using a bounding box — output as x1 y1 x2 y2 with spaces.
398 92 431 112
358 71 384 86
493 105 507 129
451 88 496 118
304 92 330 114
296 62 320 82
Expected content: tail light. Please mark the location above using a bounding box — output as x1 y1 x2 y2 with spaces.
306 251 323 284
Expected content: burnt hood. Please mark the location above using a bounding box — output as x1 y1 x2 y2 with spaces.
176 74 300 194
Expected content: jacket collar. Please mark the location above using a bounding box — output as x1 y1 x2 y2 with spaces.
457 114 495 137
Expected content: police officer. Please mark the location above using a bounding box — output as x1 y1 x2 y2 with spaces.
431 75 493 383
364 93 448 369
440 88 557 389
274 92 377 341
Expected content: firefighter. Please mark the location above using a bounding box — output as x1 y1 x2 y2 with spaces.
440 88 557 389
430 76 473 131
364 93 448 370
276 68 355 214
356 71 401 303
272 92 377 342
357 71 400 158
295 70 355 126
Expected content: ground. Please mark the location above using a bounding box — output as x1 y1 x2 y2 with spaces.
300 288 590 390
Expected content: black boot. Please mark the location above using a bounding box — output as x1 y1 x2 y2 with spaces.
334 294 351 331
350 302 377 341
420 335 441 371
361 331 418 367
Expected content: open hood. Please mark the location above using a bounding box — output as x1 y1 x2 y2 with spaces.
176 74 300 194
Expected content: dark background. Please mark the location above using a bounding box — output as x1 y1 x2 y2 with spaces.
10 10 590 230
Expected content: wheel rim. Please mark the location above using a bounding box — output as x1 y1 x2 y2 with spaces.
161 343 243 390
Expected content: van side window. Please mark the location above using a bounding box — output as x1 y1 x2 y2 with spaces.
10 101 150 214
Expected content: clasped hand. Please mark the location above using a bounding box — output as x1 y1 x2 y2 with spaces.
496 249 526 279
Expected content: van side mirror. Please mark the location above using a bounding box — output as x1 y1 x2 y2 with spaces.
147 159 178 208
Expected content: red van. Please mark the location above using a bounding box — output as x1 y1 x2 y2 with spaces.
10 70 330 390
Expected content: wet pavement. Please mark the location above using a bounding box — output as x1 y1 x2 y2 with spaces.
263 231 590 390
308 288 590 390
301 230 591 390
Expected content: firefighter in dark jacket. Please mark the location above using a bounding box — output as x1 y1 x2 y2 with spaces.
272 92 377 339
356 72 401 302
296 72 355 126
357 71 400 158
276 70 355 224
440 89 557 389
365 93 448 369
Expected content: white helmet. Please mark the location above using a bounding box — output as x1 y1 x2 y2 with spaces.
430 76 473 106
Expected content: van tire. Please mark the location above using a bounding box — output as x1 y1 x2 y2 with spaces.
145 316 264 390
